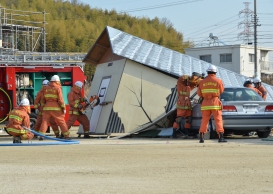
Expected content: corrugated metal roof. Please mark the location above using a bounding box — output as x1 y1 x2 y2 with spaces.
107 26 273 101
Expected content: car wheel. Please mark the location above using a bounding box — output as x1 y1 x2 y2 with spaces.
257 131 271 138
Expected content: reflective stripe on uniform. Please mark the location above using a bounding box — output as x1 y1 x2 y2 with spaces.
69 110 79 115
7 128 26 134
43 107 62 110
9 115 23 122
34 105 38 108
53 130 59 134
201 89 219 93
201 106 222 110
74 100 79 108
179 91 188 95
176 105 191 110
63 131 70 136
21 134 28 140
45 94 58 98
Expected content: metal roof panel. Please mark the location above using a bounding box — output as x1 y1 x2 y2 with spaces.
106 26 273 101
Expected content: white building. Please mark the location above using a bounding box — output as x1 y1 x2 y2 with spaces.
185 45 273 78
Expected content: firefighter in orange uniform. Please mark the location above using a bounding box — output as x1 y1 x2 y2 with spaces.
6 98 34 143
39 75 71 140
243 78 263 97
33 79 60 137
172 72 204 138
66 81 91 138
253 77 267 100
197 64 226 143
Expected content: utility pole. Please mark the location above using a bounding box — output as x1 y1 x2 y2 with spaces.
253 0 261 77
254 0 257 77
43 9 46 53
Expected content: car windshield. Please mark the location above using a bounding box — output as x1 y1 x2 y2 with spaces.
220 88 264 101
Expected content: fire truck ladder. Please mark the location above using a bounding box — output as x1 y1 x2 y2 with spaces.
0 52 86 66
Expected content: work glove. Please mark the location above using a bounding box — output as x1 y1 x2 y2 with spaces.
35 109 39 114
84 97 88 103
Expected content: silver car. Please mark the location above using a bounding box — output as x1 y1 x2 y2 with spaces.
191 86 273 138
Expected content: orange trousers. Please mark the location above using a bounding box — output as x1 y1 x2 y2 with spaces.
173 109 192 129
199 110 224 133
34 115 60 136
9 131 34 140
66 114 90 134
39 110 70 137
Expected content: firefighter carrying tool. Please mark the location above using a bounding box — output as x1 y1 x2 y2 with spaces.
66 81 99 138
39 75 71 140
6 98 34 143
197 64 226 143
33 80 60 137
172 72 204 139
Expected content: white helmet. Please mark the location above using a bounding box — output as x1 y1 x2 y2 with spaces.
51 75 60 82
42 79 49 85
206 64 217 73
74 81 83 88
253 77 261 83
20 98 30 106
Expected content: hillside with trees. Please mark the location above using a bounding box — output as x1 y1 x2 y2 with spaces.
1 0 192 53
1 0 192 82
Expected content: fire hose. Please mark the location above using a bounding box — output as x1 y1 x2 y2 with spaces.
0 126 79 146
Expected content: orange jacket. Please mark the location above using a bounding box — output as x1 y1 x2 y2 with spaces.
176 75 196 110
67 86 84 115
33 88 45 115
256 85 267 100
6 106 30 134
41 82 65 111
246 84 263 98
197 74 224 110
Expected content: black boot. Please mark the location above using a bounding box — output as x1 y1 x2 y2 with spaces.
218 133 227 143
64 136 72 140
199 132 204 143
83 134 91 138
184 128 189 139
13 136 22 143
172 128 177 139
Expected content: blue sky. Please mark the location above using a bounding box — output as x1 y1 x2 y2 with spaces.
80 0 273 59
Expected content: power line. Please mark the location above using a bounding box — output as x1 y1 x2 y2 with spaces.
119 0 202 13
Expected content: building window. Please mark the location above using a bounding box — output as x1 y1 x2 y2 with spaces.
200 55 211 63
220 54 232 63
249 54 254 62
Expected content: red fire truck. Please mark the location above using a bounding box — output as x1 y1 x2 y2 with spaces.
0 65 86 129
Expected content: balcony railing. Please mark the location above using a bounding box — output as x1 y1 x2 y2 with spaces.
260 60 273 71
